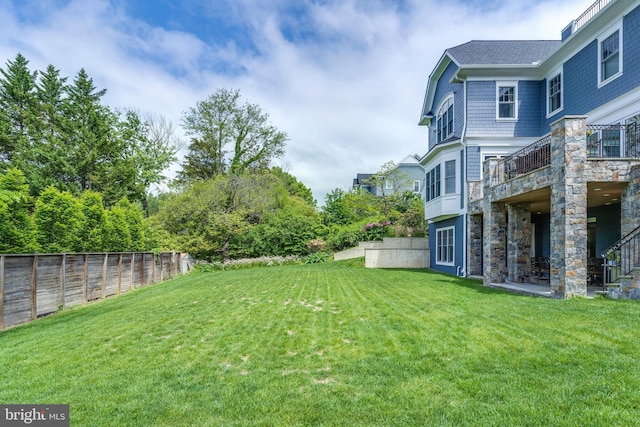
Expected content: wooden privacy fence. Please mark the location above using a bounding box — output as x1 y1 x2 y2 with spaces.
0 252 190 331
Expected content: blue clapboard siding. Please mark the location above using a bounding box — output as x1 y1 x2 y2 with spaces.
466 80 545 138
547 5 640 126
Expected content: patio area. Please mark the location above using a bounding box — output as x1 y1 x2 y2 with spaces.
487 280 605 298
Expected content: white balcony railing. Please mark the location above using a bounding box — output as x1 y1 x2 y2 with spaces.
573 0 614 33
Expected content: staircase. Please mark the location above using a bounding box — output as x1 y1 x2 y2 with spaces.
601 224 640 299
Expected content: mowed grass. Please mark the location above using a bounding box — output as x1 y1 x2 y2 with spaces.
2 260 640 426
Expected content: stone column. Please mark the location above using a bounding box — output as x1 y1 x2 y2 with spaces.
483 202 506 284
467 214 483 276
507 202 531 282
549 116 588 298
621 164 640 237
482 159 507 285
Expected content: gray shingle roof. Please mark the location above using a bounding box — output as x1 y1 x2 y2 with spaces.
447 40 561 66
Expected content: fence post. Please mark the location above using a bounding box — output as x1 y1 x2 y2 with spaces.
31 255 38 320
61 254 66 309
0 255 4 330
130 253 136 289
141 253 145 286
117 253 122 295
83 254 88 304
102 254 107 299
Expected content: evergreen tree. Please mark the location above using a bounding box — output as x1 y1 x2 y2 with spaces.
115 197 145 251
30 64 71 194
0 53 38 169
33 186 84 252
0 168 38 253
63 68 111 193
79 191 107 252
104 203 132 252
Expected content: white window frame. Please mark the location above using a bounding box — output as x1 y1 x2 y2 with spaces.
444 160 456 195
546 68 563 118
598 21 623 87
496 81 518 121
436 94 454 143
385 179 393 190
436 226 455 266
425 164 441 202
413 180 421 193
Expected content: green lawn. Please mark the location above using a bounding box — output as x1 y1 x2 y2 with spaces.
2 259 640 426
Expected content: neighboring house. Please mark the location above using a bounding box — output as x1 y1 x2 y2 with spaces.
352 173 376 195
396 154 426 198
418 0 640 297
352 154 426 198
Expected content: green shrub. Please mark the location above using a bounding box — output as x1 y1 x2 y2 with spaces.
304 252 330 264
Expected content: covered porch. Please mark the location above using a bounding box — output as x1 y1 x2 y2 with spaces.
468 116 640 298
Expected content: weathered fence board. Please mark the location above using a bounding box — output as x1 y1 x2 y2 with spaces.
64 255 86 307
120 254 133 293
104 255 120 297
0 252 187 331
3 256 34 328
35 255 63 317
144 254 155 285
86 254 104 301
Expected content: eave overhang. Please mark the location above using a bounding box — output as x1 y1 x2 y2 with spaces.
419 138 463 166
419 53 458 126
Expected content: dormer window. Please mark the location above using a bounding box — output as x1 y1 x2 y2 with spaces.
436 96 454 143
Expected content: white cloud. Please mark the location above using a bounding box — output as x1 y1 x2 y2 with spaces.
0 0 599 205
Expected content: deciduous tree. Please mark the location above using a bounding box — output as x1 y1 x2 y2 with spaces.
178 88 287 182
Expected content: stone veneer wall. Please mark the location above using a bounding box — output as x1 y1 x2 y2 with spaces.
482 159 507 284
507 202 531 282
467 214 483 276
474 116 640 297
549 116 588 298
621 165 640 237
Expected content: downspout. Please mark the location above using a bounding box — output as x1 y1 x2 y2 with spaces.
460 79 468 277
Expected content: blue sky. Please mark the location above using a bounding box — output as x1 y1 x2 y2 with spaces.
0 0 596 204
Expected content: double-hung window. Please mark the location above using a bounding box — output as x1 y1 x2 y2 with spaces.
413 180 421 193
497 82 517 120
436 97 454 143
425 165 440 201
548 73 562 115
436 227 455 265
602 124 622 157
445 160 456 194
600 27 621 85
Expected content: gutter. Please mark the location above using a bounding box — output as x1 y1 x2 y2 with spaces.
460 79 468 278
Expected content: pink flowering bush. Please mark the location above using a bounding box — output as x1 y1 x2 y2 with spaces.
362 220 392 241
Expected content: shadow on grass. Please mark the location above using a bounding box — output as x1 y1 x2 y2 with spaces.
332 258 517 296
387 268 507 295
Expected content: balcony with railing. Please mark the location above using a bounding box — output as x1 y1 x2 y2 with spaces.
574 0 614 33
489 135 551 186
489 122 640 187
563 0 614 40
587 122 640 158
